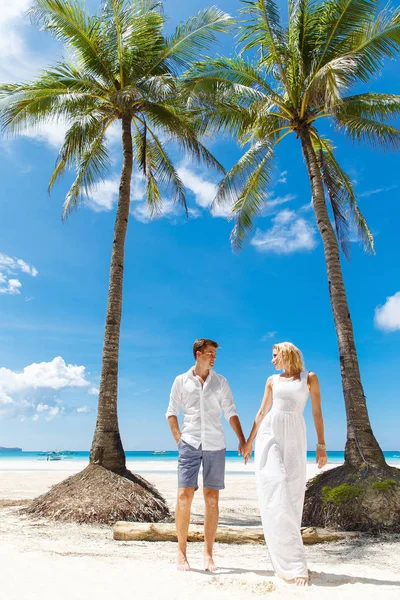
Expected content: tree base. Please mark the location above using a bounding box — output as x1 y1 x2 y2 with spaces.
303 463 400 532
22 464 171 524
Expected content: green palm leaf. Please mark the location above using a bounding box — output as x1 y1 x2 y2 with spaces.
213 139 275 248
62 124 111 219
348 5 400 81
311 133 374 254
29 0 115 85
133 119 188 214
334 113 400 150
152 7 233 74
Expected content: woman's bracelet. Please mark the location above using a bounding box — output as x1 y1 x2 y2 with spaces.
316 443 327 450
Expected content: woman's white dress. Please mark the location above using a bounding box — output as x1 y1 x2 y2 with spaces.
255 371 309 580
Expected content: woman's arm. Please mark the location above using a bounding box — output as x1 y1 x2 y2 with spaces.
242 377 273 462
309 372 328 469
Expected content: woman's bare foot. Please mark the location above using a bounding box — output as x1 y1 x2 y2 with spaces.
294 576 309 586
204 554 218 572
177 550 190 571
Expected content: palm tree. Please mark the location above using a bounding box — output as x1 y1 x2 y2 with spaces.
184 0 400 530
0 0 231 523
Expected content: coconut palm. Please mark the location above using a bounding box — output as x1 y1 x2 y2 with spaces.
184 0 400 530
0 0 231 522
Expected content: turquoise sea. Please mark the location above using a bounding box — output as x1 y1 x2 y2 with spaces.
1 450 399 465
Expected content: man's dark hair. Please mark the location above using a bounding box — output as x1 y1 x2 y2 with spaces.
192 338 219 359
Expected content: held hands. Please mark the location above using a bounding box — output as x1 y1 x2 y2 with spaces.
239 441 253 464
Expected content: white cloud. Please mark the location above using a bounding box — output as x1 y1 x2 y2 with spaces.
88 386 99 396
0 253 38 277
0 253 38 295
0 0 41 83
261 193 296 215
0 356 89 394
20 120 69 150
261 332 277 341
277 171 287 184
177 164 237 219
359 184 399 198
251 209 317 255
300 201 313 212
178 165 218 210
76 405 91 413
85 173 146 212
131 197 183 223
86 176 120 211
0 278 22 295
374 292 400 332
0 356 92 421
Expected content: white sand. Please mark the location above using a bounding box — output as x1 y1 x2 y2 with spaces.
1 461 399 599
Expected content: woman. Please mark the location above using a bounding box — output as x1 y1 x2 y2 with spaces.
242 342 328 586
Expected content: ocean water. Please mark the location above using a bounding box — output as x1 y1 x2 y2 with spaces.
1 450 399 465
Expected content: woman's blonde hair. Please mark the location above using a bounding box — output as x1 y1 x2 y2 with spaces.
273 342 304 373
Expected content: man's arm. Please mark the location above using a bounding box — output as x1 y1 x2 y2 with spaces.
229 415 246 454
167 415 181 445
165 377 182 446
221 379 246 454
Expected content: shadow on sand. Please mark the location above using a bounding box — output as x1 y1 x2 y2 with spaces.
190 566 400 588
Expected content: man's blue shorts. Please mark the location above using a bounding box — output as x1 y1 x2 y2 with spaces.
178 439 226 491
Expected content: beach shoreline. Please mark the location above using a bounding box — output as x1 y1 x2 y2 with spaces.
1 462 399 599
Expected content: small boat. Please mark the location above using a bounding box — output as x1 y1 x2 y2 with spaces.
45 451 63 461
152 450 169 455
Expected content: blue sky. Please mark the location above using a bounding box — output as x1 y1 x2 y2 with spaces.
0 0 399 452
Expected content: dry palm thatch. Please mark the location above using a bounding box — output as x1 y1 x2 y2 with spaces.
23 465 171 524
303 463 400 532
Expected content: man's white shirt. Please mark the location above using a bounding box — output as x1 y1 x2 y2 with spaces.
166 367 238 451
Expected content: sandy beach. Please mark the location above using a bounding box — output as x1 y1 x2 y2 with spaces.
1 460 399 600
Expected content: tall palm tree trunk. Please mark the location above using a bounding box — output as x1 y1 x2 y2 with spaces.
90 115 133 474
299 128 386 470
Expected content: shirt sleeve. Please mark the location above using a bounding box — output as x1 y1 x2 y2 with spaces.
220 378 238 422
165 376 182 419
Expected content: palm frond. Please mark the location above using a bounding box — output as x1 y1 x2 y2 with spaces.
152 7 233 74
303 55 358 110
49 114 115 193
334 113 400 150
311 132 374 255
311 0 380 71
347 4 400 81
239 0 286 66
142 101 225 173
229 144 275 249
336 93 400 120
62 123 111 219
0 64 115 139
133 118 188 214
183 57 291 115
29 0 115 85
102 0 165 81
101 0 128 87
132 121 162 216
211 139 274 247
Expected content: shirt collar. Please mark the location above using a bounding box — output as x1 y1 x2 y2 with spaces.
186 366 214 382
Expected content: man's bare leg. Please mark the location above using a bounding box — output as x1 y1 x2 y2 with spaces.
175 487 195 571
203 488 219 572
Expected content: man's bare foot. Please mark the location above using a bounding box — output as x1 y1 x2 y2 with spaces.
294 577 309 586
177 551 190 571
204 555 218 572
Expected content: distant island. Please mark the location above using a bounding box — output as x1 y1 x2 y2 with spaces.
0 447 22 452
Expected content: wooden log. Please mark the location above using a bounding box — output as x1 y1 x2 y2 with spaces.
113 522 355 544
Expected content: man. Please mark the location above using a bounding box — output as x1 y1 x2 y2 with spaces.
166 338 246 572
